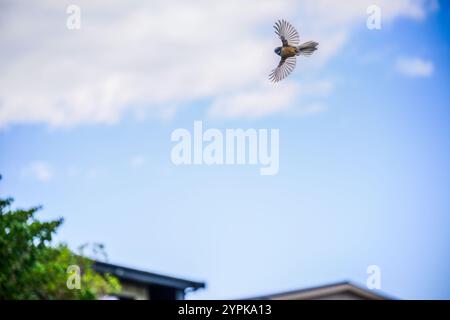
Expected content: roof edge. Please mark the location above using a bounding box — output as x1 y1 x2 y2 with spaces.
93 261 205 291
245 281 395 300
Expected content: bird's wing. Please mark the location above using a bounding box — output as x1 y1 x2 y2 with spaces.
274 20 300 46
269 56 296 82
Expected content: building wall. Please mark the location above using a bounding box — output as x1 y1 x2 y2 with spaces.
119 280 150 300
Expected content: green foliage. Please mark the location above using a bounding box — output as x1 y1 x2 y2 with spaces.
0 175 121 299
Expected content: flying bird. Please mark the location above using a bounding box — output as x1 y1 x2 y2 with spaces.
270 20 319 82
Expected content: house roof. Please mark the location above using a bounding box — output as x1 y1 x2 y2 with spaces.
93 261 205 291
248 281 394 300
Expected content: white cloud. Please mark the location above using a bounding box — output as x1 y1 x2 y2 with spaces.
0 0 438 126
395 57 434 78
22 161 53 182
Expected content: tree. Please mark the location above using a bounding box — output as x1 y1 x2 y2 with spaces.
0 175 120 299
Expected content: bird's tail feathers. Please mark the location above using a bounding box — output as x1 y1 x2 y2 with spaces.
296 41 319 56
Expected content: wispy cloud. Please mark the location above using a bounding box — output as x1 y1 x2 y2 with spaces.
129 155 146 168
292 103 328 117
209 82 300 119
21 161 53 182
395 57 434 78
0 0 438 127
209 80 333 119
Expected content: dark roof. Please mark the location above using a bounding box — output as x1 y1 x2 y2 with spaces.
248 281 394 300
93 261 205 291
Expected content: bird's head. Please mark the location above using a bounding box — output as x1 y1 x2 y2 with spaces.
274 47 281 56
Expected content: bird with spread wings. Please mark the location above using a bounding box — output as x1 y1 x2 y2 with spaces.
270 20 319 82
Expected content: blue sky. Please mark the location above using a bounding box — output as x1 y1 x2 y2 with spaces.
1 0 449 299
